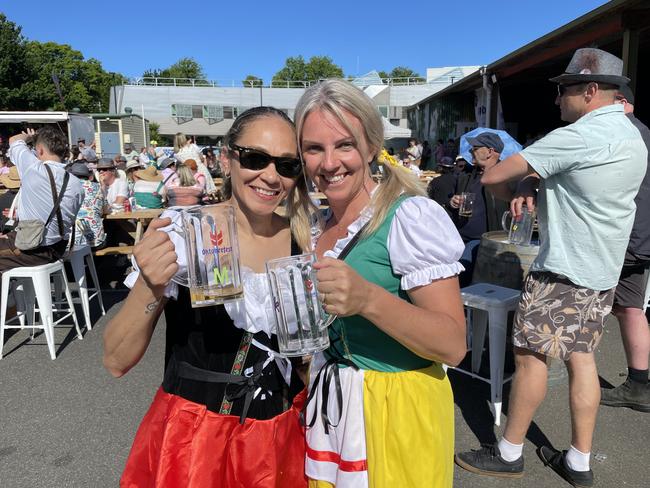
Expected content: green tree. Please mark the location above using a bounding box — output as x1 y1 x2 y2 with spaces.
242 75 263 87
272 55 344 86
143 57 206 81
305 56 344 80
380 66 421 81
0 13 30 110
149 122 161 143
19 41 125 112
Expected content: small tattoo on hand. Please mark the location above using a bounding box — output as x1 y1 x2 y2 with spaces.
145 300 160 314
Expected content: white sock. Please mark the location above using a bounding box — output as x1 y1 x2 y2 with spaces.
565 445 590 472
498 437 523 462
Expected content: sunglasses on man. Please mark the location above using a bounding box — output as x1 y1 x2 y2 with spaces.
229 144 302 178
556 82 587 97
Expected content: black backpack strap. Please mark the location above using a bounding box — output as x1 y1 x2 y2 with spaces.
44 164 70 238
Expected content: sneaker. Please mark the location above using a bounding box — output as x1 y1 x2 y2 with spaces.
600 377 650 412
537 446 593 488
455 444 524 478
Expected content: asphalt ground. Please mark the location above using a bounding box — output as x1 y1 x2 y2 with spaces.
0 288 648 487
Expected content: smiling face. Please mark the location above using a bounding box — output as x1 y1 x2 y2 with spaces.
301 108 375 208
220 116 298 217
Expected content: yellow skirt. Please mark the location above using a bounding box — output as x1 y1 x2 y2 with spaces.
309 363 454 488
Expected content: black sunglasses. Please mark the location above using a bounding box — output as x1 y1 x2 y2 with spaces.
229 144 302 178
557 82 586 97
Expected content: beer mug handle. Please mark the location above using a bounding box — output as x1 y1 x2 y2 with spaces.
501 211 512 232
168 224 189 287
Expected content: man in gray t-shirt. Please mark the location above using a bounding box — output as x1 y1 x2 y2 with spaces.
455 48 647 488
600 86 650 413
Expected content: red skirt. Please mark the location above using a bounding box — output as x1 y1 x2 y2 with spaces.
121 387 308 488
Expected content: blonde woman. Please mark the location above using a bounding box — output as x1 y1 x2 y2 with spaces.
174 132 217 196
166 162 204 206
295 80 466 487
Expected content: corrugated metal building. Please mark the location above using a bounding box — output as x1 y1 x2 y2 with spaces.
108 67 480 141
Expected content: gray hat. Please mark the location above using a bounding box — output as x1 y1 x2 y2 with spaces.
96 158 116 170
438 156 454 167
466 132 505 153
67 161 91 178
549 48 629 86
159 157 177 169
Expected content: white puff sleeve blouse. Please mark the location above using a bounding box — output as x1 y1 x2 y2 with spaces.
387 196 465 290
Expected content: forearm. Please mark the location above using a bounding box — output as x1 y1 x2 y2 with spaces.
360 284 466 366
102 276 166 377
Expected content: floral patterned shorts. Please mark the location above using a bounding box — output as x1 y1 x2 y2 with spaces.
513 271 615 361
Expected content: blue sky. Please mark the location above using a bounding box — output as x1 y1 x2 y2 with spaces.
2 0 609 83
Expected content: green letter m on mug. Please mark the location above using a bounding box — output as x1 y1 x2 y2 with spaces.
213 266 230 285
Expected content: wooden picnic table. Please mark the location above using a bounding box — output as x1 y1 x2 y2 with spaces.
97 208 164 256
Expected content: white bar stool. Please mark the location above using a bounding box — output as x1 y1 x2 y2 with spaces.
0 260 82 360
456 283 521 426
65 246 106 330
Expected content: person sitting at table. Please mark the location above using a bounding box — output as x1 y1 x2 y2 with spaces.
98 158 128 214
67 161 106 249
182 158 206 191
125 159 142 197
159 157 179 188
132 166 166 209
166 162 204 207
0 153 12 176
0 166 20 234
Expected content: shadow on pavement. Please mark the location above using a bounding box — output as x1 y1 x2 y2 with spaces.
449 353 554 449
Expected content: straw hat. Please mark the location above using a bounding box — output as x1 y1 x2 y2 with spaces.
134 165 162 182
0 166 21 189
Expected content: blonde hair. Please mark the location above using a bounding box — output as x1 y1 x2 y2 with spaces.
173 133 187 153
176 163 197 187
294 79 424 237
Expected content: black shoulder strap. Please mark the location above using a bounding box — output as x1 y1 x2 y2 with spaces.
44 164 70 238
337 221 369 261
162 172 176 185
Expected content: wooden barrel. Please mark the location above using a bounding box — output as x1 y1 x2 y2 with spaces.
471 231 567 386
471 231 539 290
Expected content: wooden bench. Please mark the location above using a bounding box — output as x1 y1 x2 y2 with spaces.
94 246 134 257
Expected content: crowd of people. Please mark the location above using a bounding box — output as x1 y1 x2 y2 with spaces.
0 46 647 488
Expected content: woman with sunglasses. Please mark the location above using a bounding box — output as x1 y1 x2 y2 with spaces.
103 107 314 487
295 80 466 487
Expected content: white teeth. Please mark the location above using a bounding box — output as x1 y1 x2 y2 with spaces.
325 174 345 183
252 187 279 196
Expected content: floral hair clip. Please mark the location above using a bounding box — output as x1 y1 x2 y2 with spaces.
377 148 399 167
377 148 408 171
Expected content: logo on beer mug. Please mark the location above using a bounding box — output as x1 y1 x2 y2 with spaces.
213 265 230 285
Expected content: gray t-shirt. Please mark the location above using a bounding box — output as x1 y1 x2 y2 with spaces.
9 141 84 246
520 104 647 290
625 113 650 258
